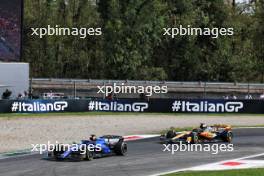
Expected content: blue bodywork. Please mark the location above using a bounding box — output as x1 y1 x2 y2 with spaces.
60 137 112 159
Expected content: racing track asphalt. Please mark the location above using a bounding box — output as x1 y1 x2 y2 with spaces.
0 128 264 176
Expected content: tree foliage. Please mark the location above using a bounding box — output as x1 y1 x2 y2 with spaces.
22 0 264 82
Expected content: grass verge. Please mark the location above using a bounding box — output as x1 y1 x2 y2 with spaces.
0 112 264 119
163 168 264 176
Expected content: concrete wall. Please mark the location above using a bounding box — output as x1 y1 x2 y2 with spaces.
0 63 29 99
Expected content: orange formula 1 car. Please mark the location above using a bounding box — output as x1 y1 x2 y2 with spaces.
160 123 233 144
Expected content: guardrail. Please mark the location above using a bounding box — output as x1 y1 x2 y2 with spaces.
32 78 264 88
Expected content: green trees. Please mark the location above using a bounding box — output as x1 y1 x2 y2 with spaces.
253 1 264 82
22 0 264 82
23 0 102 78
98 0 167 80
153 0 235 81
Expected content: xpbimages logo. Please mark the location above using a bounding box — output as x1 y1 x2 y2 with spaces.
11 101 68 112
162 142 234 155
31 25 102 39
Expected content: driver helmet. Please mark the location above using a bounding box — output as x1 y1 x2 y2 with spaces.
90 134 97 141
200 123 207 129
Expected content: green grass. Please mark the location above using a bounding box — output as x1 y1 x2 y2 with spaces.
0 112 264 119
0 112 143 118
164 168 264 176
0 112 184 119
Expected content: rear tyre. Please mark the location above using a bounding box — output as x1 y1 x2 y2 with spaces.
222 131 233 143
114 141 127 156
189 132 199 144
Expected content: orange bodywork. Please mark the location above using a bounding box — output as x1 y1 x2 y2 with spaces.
199 132 215 139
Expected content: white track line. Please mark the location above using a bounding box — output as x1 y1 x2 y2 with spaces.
149 152 264 176
234 127 264 129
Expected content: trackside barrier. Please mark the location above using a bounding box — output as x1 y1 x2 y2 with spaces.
0 99 263 114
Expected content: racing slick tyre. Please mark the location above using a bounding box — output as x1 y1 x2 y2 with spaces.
114 141 127 156
85 149 94 161
189 132 199 144
222 131 233 143
166 130 176 139
52 144 66 160
47 151 54 159
70 151 84 161
70 145 86 161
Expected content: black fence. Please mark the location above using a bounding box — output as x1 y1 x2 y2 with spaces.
0 99 264 114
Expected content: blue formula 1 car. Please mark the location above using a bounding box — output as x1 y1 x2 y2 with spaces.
47 135 127 161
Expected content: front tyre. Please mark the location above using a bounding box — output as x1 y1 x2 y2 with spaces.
70 152 83 161
166 130 176 139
